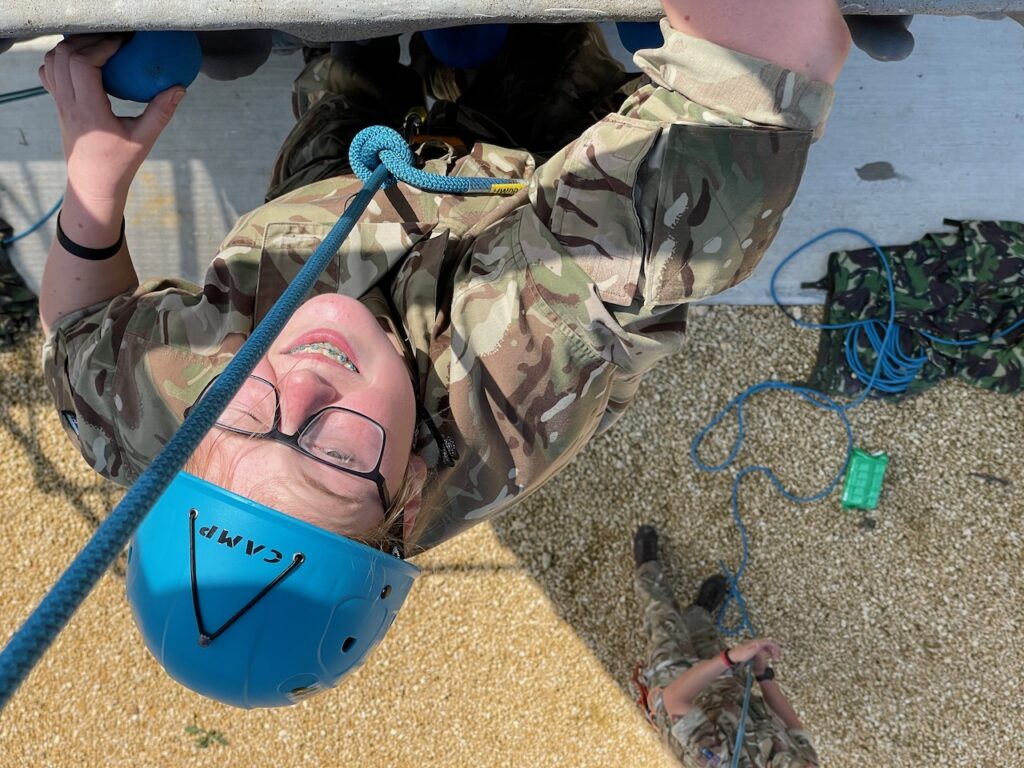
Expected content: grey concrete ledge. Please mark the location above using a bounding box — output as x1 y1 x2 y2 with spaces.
2 1 1023 41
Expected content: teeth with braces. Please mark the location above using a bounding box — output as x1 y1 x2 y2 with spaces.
287 342 359 373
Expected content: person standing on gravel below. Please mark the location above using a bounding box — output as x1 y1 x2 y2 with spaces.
633 525 818 766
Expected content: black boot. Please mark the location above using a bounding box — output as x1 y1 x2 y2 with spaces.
693 574 727 615
633 525 659 567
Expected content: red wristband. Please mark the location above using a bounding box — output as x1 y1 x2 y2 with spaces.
721 649 737 669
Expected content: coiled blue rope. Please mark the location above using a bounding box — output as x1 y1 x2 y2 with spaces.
692 226 1024 768
696 226 1024 640
0 126 520 711
694 229 897 768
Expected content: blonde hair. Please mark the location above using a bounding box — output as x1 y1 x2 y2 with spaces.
183 435 425 554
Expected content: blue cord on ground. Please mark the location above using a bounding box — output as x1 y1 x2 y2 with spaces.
693 226 1024 637
1 196 63 247
692 226 1023 766
0 86 48 107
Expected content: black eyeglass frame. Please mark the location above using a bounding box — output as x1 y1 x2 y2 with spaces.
190 374 392 511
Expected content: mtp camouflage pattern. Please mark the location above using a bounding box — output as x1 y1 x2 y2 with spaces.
43 20 833 551
808 219 1024 399
635 561 819 767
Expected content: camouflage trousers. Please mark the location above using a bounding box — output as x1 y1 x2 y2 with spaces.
635 559 727 764
636 560 725 691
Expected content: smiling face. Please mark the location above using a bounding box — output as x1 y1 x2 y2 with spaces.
187 294 425 542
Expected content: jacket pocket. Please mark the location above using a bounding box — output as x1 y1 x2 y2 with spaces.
547 114 660 307
645 123 812 304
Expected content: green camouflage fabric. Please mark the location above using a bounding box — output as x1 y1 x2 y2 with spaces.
807 219 1024 399
0 216 39 349
42 21 834 550
635 561 819 767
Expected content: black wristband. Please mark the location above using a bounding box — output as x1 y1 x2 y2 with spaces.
755 667 775 682
56 211 125 260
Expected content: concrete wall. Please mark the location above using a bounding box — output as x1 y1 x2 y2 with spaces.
2 1 1024 41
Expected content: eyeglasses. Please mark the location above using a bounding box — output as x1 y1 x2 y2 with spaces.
191 375 392 511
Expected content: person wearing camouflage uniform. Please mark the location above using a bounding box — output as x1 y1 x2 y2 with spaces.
633 526 818 767
40 0 850 554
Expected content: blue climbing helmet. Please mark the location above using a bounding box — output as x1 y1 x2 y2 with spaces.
125 472 419 708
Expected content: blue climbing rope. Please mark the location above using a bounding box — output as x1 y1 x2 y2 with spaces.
1 196 63 247
692 381 856 638
692 226 1024 768
695 226 1024 637
0 125 521 711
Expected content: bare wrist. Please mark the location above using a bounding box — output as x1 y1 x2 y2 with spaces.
60 186 127 248
66 158 134 207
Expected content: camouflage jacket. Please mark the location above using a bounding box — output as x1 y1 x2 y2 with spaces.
807 219 1024 399
43 21 834 551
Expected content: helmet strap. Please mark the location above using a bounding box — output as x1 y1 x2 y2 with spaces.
416 402 459 467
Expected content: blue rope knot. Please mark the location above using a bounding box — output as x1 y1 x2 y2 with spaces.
349 126 409 189
348 125 525 196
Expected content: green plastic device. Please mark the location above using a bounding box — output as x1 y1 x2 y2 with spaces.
841 449 889 511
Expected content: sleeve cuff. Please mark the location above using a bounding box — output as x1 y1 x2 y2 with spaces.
634 19 835 139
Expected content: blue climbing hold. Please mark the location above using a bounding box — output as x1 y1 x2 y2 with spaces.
102 31 201 103
615 22 664 55
422 24 509 69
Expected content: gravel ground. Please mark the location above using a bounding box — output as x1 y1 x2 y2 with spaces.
0 305 1021 767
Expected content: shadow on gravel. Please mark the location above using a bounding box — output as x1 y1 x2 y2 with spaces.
488 472 696 700
0 340 127 576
